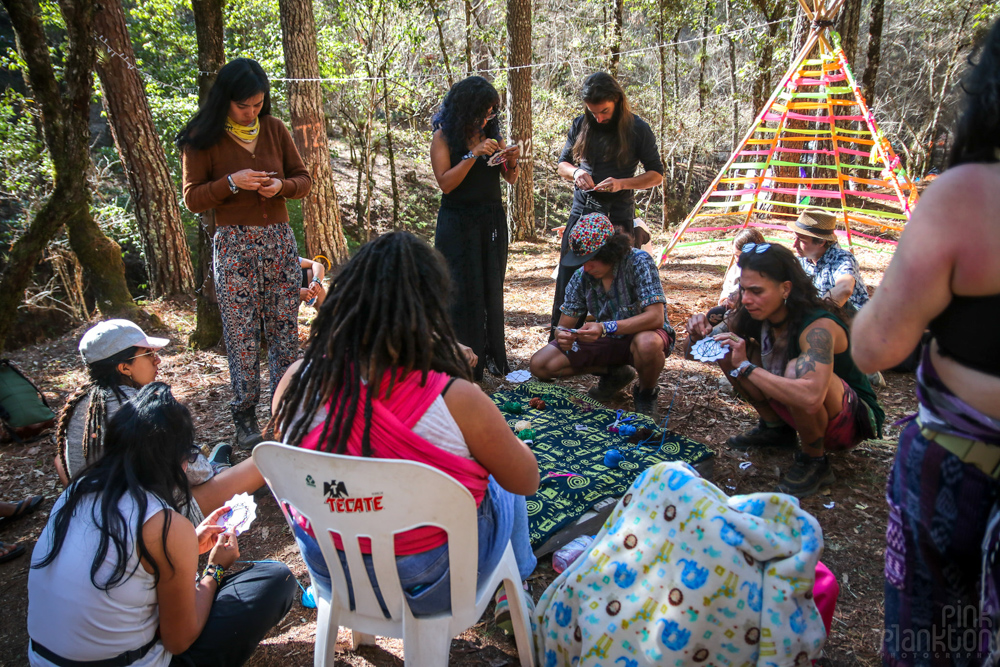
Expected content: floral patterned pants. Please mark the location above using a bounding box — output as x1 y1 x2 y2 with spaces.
214 223 300 412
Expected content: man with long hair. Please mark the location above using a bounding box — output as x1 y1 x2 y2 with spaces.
551 72 664 332
531 214 675 419
685 243 883 498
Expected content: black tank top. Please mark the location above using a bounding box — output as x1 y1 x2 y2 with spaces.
440 153 502 207
929 293 1000 377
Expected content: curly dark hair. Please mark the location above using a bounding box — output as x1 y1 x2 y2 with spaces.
175 58 272 151
730 244 839 340
572 72 635 167
592 233 632 266
949 18 1000 167
274 232 473 455
432 76 501 160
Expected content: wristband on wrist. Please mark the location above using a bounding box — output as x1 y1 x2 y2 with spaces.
310 277 322 286
572 167 583 181
202 563 225 587
226 174 239 194
463 151 476 161
601 320 618 336
741 362 757 379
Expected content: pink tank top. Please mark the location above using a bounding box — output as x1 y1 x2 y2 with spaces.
299 369 489 555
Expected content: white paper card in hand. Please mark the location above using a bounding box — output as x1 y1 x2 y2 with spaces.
691 337 730 362
217 492 257 536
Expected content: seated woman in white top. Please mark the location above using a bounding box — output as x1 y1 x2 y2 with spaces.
54 320 264 524
28 382 295 666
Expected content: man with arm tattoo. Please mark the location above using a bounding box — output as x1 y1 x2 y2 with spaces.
683 244 883 497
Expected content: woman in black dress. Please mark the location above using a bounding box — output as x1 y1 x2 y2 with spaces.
430 76 520 379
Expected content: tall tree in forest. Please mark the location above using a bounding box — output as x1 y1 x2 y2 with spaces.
93 0 195 297
609 0 624 76
0 0 137 352
861 0 884 102
188 0 226 349
749 0 788 115
279 0 349 264
426 0 455 87
508 0 534 240
837 0 863 63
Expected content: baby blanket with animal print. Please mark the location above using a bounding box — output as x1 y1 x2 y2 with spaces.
533 461 826 667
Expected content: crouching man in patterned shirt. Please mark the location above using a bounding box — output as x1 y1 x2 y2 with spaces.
529 213 675 419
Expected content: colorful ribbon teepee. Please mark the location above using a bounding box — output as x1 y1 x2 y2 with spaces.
659 0 918 265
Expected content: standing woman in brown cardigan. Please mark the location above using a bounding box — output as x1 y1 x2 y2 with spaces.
177 58 312 449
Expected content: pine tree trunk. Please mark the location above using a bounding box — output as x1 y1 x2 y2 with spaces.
697 0 710 110
0 0 137 353
657 0 668 227
427 0 454 87
464 0 474 73
189 0 226 349
381 72 400 229
837 0 863 64
94 0 195 297
609 0 623 77
508 0 534 241
279 0 349 264
861 0 884 103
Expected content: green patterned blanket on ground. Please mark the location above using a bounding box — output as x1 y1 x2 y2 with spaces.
489 381 714 547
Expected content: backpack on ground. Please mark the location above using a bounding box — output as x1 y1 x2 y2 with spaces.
0 359 56 443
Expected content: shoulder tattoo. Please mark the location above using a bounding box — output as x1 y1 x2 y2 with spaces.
795 327 834 378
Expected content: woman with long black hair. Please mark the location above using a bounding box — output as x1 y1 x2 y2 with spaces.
177 58 311 449
430 76 520 379
28 383 295 666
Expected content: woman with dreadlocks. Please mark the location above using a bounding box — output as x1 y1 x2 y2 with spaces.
430 76 520 379
53 320 265 525
272 231 539 619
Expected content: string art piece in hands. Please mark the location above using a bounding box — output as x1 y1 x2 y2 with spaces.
691 337 730 363
217 492 257 536
487 152 507 167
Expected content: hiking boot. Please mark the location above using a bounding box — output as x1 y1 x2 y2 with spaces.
776 451 835 498
726 420 798 450
208 442 233 469
232 407 263 451
588 365 636 401
632 385 661 420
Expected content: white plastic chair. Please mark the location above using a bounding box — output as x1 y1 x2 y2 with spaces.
253 442 535 667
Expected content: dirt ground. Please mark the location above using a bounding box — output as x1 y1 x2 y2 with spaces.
0 227 908 666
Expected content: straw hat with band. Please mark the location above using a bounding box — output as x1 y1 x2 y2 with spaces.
562 212 615 267
787 209 838 243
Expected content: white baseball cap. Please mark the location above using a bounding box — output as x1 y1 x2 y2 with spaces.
79 319 169 365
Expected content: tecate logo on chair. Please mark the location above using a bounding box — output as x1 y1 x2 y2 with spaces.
321 477 385 514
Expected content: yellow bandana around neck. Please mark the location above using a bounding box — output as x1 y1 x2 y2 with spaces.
225 116 260 143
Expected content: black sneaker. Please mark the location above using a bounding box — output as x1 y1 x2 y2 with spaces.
232 407 264 451
726 420 798 450
209 442 233 468
776 452 835 498
632 385 661 420
588 365 636 401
